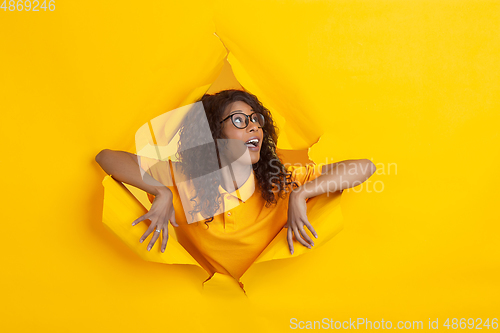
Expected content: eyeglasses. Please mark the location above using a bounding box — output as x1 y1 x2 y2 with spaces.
220 112 265 129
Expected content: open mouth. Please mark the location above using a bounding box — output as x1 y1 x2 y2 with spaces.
244 138 260 148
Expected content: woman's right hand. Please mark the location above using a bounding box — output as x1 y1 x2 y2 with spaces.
131 188 178 253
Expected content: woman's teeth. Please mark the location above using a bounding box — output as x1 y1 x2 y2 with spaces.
245 139 259 147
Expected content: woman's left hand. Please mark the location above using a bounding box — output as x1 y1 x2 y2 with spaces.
285 191 318 254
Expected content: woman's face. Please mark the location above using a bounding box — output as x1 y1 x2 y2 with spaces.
220 100 264 165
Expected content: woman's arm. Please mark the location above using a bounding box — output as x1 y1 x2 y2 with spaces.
95 149 171 197
293 159 377 200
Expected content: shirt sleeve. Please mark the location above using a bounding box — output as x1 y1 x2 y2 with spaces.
286 163 326 188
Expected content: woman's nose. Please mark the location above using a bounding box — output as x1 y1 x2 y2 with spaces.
247 119 259 132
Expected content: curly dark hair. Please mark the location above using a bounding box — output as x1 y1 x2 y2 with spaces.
175 89 298 228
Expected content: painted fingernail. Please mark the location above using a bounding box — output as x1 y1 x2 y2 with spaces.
147 246 151 251
314 234 318 238
140 239 143 243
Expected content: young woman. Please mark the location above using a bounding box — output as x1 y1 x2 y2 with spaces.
95 89 376 281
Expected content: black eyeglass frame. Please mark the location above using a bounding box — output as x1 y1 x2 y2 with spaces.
219 112 265 129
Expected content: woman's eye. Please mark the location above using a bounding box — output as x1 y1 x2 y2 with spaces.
233 116 243 123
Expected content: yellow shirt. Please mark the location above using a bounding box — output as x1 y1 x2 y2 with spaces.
143 158 325 280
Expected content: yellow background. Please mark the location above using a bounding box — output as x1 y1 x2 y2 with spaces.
1 0 499 332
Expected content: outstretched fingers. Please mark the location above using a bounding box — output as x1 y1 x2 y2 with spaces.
147 224 162 251
303 219 318 239
170 210 178 227
139 222 156 244
297 221 315 247
287 225 294 255
161 225 169 253
292 224 311 249
131 214 147 226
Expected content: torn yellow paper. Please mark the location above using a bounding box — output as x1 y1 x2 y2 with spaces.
100 51 345 295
